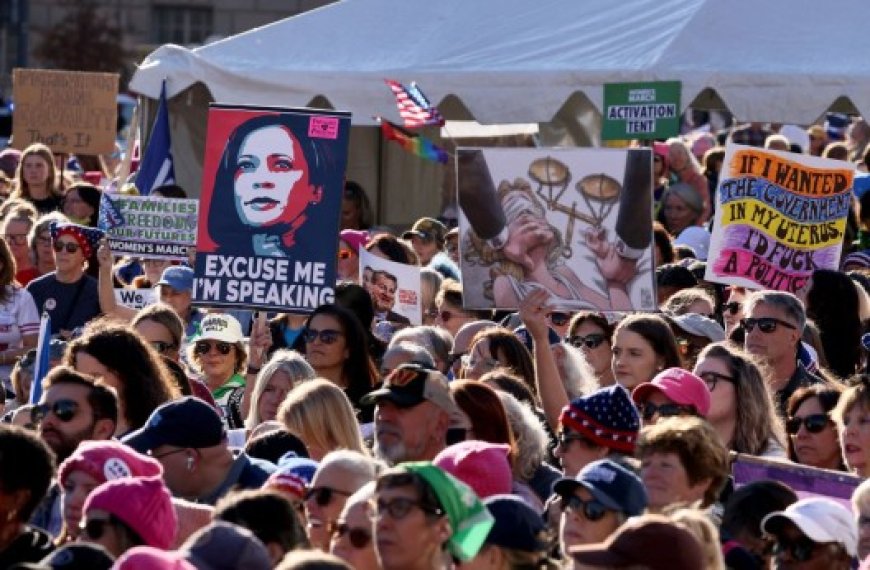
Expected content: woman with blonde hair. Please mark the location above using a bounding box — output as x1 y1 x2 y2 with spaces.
246 349 316 431
11 143 62 214
693 342 786 456
278 378 366 460
668 508 725 570
666 137 710 222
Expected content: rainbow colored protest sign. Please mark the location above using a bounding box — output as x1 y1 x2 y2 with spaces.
705 144 854 292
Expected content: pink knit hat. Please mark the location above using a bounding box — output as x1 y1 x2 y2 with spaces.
114 546 196 570
84 476 178 549
58 440 162 488
433 440 512 499
631 368 711 417
339 229 369 254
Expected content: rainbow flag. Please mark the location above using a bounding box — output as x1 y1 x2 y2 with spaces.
380 119 448 164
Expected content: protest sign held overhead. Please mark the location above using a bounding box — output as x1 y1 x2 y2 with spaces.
457 147 656 311
12 68 119 154
359 247 422 327
114 288 157 310
705 144 854 292
602 81 680 140
192 104 351 312
99 194 197 260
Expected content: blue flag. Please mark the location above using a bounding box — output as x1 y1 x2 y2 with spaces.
97 193 125 232
29 313 51 405
136 81 175 195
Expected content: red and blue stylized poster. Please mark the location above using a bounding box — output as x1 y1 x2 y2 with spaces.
193 104 351 311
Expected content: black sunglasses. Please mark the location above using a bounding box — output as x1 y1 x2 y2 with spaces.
722 301 742 315
80 516 119 540
305 486 352 507
329 521 372 549
151 341 177 354
31 399 79 424
567 333 606 350
194 340 233 355
558 432 595 450
641 402 695 422
785 413 831 435
302 328 343 345
52 241 81 253
547 312 570 327
375 497 443 520
560 494 609 521
771 535 817 562
741 317 797 333
698 371 735 392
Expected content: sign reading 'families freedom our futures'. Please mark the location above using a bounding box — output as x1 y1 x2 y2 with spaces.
601 81 680 140
100 194 198 260
192 104 351 312
705 144 853 292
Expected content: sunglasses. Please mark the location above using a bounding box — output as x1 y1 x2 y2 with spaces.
31 399 79 424
460 354 499 370
740 317 797 333
547 312 570 327
302 328 343 345
52 241 81 253
329 521 372 549
785 413 831 435
151 341 177 354
80 517 116 540
558 432 595 450
375 497 443 520
193 341 233 355
560 494 609 522
566 333 606 350
640 402 695 422
771 535 818 562
337 249 354 260
305 486 352 507
722 302 742 315
698 371 735 392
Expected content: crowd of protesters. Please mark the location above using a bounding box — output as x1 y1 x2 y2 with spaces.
0 115 868 570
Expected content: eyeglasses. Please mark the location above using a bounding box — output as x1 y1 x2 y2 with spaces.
771 534 818 562
328 521 372 549
338 249 354 260
547 312 570 327
558 432 595 450
566 333 606 350
460 354 500 370
785 413 831 435
305 486 353 507
53 241 81 253
302 328 343 345
193 340 233 355
640 402 695 422
559 494 609 522
740 317 797 333
698 371 735 392
30 399 79 424
151 341 177 354
3 233 27 245
374 497 443 520
722 302 741 315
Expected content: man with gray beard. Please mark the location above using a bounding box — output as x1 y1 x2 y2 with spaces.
361 363 469 465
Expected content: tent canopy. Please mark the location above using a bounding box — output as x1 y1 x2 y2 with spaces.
131 0 870 125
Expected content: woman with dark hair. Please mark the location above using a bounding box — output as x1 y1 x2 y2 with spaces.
652 221 675 267
205 113 337 257
0 237 39 390
611 314 682 390
341 180 373 231
61 182 101 227
803 269 863 378
450 380 516 455
364 233 418 265
66 320 180 436
786 384 845 470
302 304 378 419
566 311 615 386
334 281 385 363
462 327 535 391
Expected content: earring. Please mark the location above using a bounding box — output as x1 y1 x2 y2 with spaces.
186 456 194 471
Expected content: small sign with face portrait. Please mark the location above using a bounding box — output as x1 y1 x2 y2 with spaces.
192 104 352 311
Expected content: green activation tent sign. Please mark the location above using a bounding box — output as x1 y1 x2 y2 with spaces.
602 81 681 140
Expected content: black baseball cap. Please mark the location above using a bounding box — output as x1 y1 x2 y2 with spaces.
123 397 226 453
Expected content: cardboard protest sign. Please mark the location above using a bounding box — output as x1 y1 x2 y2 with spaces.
12 68 119 154
705 144 854 292
457 147 656 311
602 81 680 140
359 248 422 326
114 288 157 310
732 453 861 510
99 194 197 260
193 104 351 311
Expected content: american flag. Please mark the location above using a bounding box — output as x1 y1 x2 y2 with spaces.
97 193 125 231
384 79 445 128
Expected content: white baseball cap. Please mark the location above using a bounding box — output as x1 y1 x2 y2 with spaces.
761 497 857 557
197 313 244 344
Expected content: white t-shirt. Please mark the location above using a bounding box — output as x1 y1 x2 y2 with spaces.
0 287 39 389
